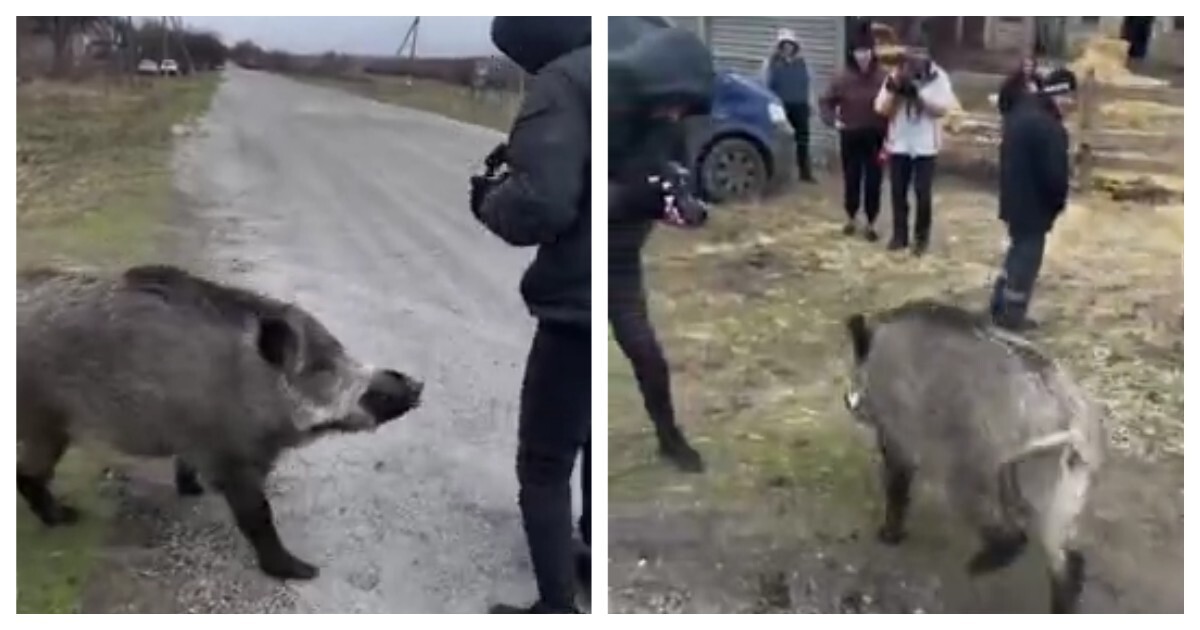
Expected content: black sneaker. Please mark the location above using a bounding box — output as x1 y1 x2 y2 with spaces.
658 432 705 473
575 544 591 589
489 601 579 614
911 241 929 256
886 238 908 251
842 222 857 236
864 226 879 242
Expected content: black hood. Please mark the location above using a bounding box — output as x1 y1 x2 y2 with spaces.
491 16 590 74
609 20 715 117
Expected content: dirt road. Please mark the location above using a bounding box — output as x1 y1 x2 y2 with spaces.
83 69 545 612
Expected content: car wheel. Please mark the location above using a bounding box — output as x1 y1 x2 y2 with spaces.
699 137 769 203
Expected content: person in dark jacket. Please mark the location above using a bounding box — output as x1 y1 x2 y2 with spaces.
989 68 1076 332
762 28 816 182
470 16 591 614
997 55 1043 117
820 30 888 240
609 22 715 473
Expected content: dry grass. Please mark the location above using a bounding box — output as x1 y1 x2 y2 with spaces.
295 73 519 132
609 180 1183 509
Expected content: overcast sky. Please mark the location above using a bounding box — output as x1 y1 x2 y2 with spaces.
170 16 496 57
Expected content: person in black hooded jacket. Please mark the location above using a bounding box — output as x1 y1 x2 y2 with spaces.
471 16 591 614
989 68 1075 332
608 20 715 473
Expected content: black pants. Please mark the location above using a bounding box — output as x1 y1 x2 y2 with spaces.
840 128 885 223
989 228 1047 324
609 257 679 441
888 154 936 245
784 102 813 179
517 321 591 611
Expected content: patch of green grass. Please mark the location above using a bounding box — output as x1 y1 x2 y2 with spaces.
16 74 219 613
16 452 114 614
294 73 518 132
17 74 219 268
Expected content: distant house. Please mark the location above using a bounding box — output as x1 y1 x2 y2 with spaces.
17 18 120 79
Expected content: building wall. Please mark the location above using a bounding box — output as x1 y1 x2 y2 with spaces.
687 16 845 166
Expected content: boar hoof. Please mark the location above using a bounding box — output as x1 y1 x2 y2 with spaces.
967 530 1028 576
876 525 906 545
175 474 205 496
48 503 81 526
260 553 319 581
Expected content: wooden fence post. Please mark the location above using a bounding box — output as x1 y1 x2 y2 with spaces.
1075 68 1098 194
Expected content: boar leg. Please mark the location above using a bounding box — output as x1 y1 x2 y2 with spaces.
17 428 78 526
174 458 205 496
214 466 317 580
1049 549 1085 613
876 434 913 545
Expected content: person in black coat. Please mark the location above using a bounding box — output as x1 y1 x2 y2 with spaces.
989 68 1076 332
996 55 1043 118
609 20 715 473
471 16 591 614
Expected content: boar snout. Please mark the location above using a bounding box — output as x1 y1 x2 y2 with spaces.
360 369 423 424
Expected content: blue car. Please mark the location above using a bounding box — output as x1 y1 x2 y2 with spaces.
609 16 796 203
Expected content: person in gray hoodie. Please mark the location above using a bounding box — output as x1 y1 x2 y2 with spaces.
763 28 815 182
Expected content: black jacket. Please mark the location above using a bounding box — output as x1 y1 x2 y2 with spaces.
999 97 1070 235
608 19 714 277
477 18 590 326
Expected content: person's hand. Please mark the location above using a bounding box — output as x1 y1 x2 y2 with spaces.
651 162 707 228
483 142 508 175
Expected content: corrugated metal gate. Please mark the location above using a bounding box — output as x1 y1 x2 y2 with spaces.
677 16 846 167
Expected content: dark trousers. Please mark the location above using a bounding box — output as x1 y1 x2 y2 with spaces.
990 228 1047 324
517 321 591 611
840 128 885 223
609 260 679 441
784 102 814 179
888 154 937 245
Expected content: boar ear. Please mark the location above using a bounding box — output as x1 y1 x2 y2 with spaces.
257 316 299 369
846 313 872 363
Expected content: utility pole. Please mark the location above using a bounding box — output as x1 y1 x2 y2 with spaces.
397 17 421 60
171 17 194 73
161 16 169 62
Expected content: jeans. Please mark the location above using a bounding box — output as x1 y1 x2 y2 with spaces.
517 321 591 611
784 102 813 179
840 128 885 223
888 154 937 245
990 229 1047 324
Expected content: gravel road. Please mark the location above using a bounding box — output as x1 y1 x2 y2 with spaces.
83 68 551 613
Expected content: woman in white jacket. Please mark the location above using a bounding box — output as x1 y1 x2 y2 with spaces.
874 51 959 255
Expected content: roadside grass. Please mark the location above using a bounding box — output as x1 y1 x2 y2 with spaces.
293 73 519 132
16 73 219 613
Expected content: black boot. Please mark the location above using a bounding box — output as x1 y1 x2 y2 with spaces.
489 601 580 614
657 426 704 472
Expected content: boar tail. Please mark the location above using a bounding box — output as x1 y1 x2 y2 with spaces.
846 313 872 363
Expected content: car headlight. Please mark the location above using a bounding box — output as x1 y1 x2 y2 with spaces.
768 102 791 129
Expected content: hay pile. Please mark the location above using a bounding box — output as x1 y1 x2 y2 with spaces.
1069 37 1167 87
1098 99 1183 130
